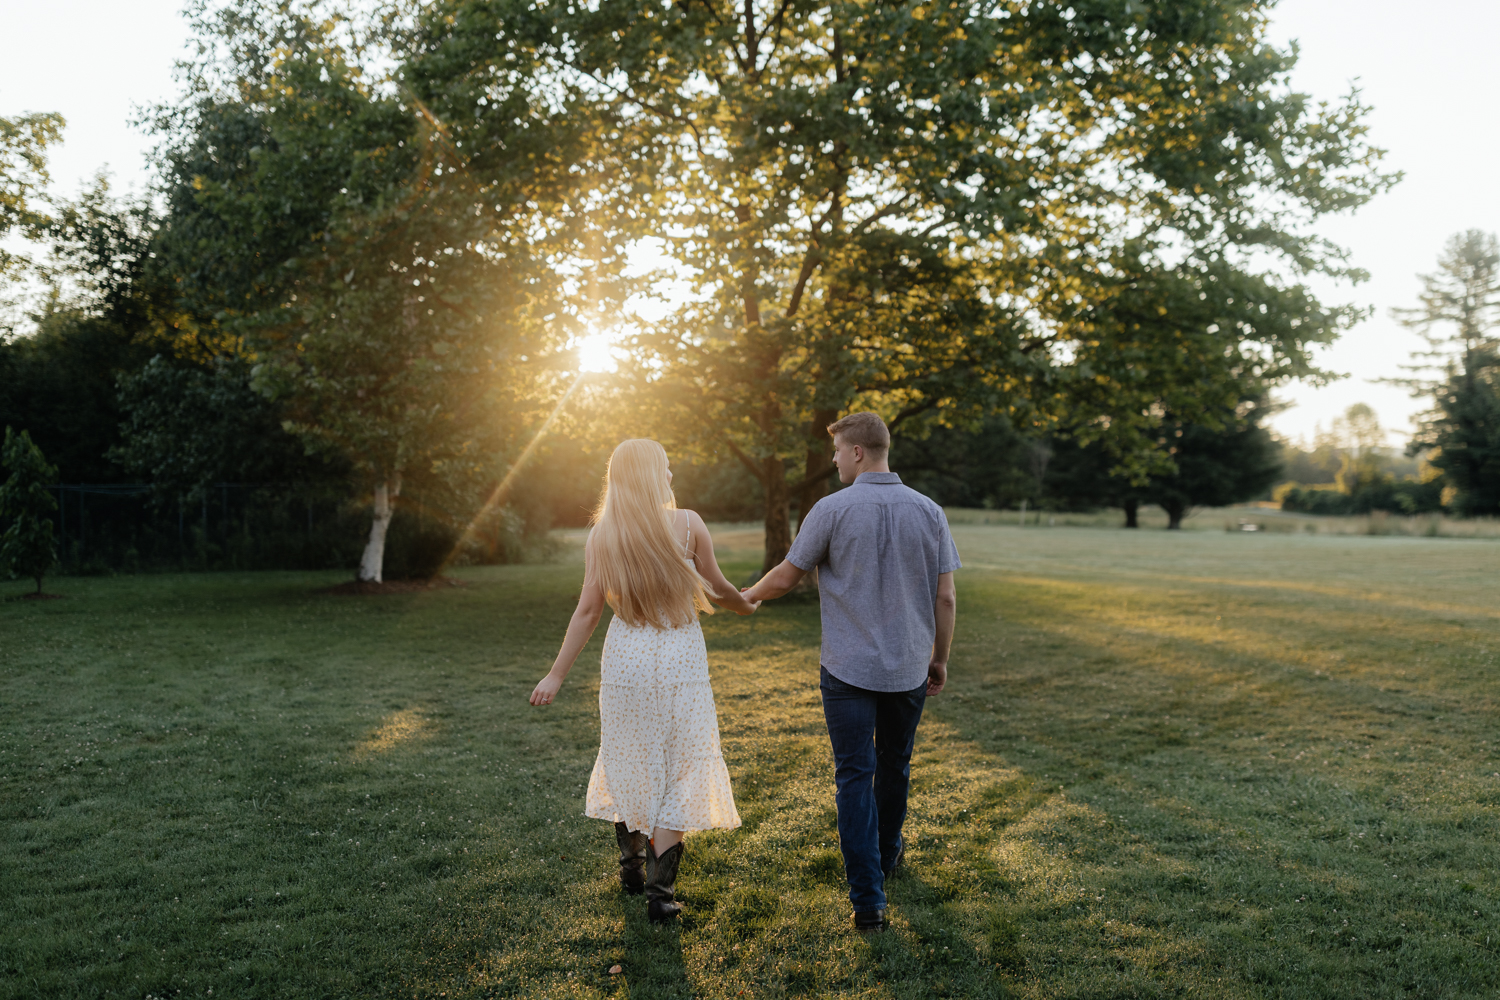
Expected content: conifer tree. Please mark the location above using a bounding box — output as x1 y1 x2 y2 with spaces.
1393 231 1500 515
0 427 59 595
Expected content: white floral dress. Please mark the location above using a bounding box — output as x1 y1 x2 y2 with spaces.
584 514 741 834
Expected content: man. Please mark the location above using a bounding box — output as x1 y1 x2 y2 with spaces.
742 411 959 932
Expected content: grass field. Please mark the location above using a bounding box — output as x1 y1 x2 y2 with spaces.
2 524 1498 999
943 505 1500 539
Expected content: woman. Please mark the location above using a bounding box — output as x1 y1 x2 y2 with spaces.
530 439 758 922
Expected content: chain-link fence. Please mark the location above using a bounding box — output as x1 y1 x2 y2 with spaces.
44 483 530 578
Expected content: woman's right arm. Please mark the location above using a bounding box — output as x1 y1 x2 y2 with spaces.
530 543 607 706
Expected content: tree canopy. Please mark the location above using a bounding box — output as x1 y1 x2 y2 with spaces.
410 0 1393 566
146 1 626 579
0 0 1420 579
0 111 64 287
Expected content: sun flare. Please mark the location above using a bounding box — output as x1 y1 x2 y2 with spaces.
575 331 619 373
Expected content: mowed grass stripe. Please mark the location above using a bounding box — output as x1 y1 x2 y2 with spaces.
1 526 1496 998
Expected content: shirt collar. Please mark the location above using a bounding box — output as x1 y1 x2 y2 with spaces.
854 471 903 485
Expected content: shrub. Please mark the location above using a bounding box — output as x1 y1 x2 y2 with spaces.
0 428 59 595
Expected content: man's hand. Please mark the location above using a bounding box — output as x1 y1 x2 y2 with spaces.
926 659 947 696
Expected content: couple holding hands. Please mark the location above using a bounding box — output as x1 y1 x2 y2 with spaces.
529 411 961 932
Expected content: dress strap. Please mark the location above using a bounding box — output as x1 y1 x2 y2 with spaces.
681 510 693 559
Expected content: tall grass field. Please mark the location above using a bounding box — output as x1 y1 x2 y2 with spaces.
2 524 1497 998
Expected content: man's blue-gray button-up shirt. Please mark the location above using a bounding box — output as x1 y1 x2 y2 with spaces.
786 471 962 692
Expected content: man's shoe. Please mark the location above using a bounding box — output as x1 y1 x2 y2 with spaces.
882 840 904 877
853 909 887 933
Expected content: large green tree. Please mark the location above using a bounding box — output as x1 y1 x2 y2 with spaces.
0 178 191 485
1042 392 1281 527
418 0 1393 569
152 2 611 580
1395 231 1500 515
0 111 63 288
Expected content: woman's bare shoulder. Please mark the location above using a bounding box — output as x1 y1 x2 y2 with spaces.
682 509 711 539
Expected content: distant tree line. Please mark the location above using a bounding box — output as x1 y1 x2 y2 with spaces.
1 0 1409 581
1271 231 1500 519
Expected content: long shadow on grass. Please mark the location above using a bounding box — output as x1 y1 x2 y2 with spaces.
908 577 1500 1000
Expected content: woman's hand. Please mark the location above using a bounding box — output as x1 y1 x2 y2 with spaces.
530 671 563 706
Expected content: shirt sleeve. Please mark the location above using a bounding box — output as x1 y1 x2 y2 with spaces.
937 514 962 573
786 501 832 571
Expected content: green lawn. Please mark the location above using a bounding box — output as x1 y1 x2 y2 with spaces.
2 524 1497 999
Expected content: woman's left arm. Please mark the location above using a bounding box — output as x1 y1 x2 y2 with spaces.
687 511 760 615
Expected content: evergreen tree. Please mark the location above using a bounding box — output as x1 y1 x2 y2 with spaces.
1393 231 1500 515
0 427 59 595
1419 352 1500 515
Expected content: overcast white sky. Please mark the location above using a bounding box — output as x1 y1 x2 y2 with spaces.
3 0 1496 446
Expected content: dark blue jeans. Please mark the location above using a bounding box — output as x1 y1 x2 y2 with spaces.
819 666 927 913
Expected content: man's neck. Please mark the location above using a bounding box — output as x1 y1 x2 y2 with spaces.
854 463 892 477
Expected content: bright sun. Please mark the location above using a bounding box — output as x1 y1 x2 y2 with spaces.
575 331 618 374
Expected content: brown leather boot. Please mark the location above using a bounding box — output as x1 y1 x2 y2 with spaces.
614 822 649 895
645 842 684 922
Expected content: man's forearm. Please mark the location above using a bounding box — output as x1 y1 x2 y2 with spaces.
932 612 955 664
744 559 807 601
932 584 956 664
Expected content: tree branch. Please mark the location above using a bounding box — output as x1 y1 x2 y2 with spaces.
764 0 795 69
678 0 723 27
722 437 767 484
888 398 942 432
785 250 821 319
849 196 914 238
741 0 757 76
791 463 835 493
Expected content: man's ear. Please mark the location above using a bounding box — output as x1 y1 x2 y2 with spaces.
851 444 864 465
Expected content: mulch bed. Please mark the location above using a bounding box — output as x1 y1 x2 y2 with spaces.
319 577 468 596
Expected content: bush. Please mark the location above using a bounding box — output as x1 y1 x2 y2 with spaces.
1277 478 1445 515
0 428 59 595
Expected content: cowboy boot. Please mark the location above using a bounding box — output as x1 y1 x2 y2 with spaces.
645 842 684 923
614 822 649 895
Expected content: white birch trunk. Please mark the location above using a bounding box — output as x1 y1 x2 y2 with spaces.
358 475 401 582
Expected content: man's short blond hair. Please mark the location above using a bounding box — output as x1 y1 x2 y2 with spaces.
827 411 890 456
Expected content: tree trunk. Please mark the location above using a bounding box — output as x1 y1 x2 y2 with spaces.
795 410 837 527
762 456 791 575
359 475 402 582
1123 499 1139 528
1163 499 1186 530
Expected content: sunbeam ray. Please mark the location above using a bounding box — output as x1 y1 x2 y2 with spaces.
439 370 589 574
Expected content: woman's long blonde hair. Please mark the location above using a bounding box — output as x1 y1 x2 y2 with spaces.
588 439 713 629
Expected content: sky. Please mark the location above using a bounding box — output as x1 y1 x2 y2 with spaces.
2 0 1496 447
